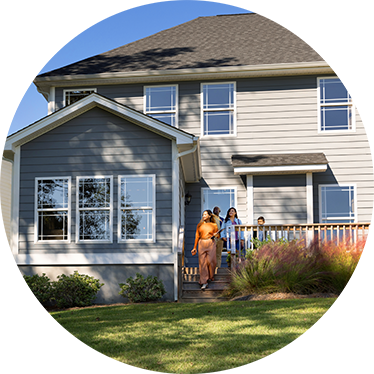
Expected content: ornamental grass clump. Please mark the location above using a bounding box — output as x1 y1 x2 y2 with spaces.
227 237 365 298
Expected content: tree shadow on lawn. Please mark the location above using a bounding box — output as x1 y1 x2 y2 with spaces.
52 298 335 373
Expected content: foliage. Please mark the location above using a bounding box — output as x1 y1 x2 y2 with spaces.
119 273 166 303
227 238 365 297
52 271 104 308
23 273 53 305
24 271 103 308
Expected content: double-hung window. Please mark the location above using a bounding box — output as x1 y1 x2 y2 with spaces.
318 79 355 133
144 85 178 127
35 178 71 242
202 188 236 217
118 175 156 242
202 82 236 136
77 176 113 242
63 88 97 106
319 184 356 223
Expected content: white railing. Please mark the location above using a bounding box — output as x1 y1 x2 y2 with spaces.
226 222 370 254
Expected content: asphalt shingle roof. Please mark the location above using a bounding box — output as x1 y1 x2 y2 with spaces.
38 13 323 78
231 153 328 168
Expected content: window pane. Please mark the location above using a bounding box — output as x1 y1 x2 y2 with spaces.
79 178 111 208
65 90 95 106
121 177 153 208
321 186 355 222
203 84 234 110
38 211 68 241
149 113 176 127
320 78 351 104
79 210 110 240
146 86 176 112
321 106 353 131
38 179 68 209
202 189 236 217
204 111 234 135
121 210 153 240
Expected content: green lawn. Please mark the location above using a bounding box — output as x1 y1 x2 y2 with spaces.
51 298 335 373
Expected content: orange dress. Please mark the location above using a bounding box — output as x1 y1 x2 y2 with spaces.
193 222 218 284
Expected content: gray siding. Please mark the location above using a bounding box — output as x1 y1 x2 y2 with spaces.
253 175 307 224
19 107 173 254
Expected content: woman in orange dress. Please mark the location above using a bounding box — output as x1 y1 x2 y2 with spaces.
191 210 219 289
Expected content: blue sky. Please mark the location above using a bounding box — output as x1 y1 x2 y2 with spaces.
0 0 254 137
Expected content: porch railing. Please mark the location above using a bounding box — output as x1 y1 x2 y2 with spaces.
226 222 370 253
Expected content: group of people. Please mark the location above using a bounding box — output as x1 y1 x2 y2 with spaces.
191 206 266 290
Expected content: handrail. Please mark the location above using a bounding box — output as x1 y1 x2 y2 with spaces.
225 222 370 254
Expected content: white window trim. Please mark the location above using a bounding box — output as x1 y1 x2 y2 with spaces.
317 77 356 134
318 183 357 223
34 176 71 243
63 88 97 107
201 187 238 216
200 81 237 138
118 174 156 243
143 84 179 128
76 175 113 243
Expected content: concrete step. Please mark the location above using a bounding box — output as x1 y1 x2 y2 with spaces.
183 281 229 291
182 289 229 298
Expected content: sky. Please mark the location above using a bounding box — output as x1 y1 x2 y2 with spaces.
0 0 254 137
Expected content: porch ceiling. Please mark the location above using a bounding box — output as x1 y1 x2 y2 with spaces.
232 153 328 175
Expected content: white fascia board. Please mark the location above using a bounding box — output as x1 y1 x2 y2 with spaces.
234 164 328 175
5 94 196 151
34 61 332 88
15 252 174 266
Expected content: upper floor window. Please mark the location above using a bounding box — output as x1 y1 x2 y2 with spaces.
319 184 356 223
144 85 178 127
118 175 156 242
64 89 97 106
77 176 113 242
35 177 71 242
201 82 236 136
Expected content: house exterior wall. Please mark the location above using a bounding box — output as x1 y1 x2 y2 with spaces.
1 158 12 245
18 106 173 254
53 75 373 268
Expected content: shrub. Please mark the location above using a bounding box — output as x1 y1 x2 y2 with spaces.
23 273 53 305
119 273 166 303
23 271 104 309
227 237 365 297
52 271 104 308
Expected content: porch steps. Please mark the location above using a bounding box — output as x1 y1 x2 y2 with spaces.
180 267 231 303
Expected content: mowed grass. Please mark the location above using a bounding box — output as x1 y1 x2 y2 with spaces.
51 298 335 373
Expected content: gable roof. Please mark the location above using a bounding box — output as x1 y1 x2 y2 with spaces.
38 13 324 78
5 93 201 182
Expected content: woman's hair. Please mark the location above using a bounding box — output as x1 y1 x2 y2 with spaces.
197 209 217 229
224 207 239 222
213 206 220 216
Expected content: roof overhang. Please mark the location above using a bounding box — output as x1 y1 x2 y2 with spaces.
5 93 202 182
232 153 328 175
34 61 333 100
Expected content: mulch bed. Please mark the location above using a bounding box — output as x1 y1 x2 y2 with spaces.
231 293 339 301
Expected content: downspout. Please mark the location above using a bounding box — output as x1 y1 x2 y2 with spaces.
172 140 199 301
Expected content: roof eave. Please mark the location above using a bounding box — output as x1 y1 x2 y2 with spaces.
34 61 333 95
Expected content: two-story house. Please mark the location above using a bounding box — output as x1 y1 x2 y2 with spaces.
4 13 373 303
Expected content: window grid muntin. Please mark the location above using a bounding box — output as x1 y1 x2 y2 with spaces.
119 175 155 242
64 89 97 106
320 185 356 223
144 85 178 127
35 177 70 242
202 82 236 136
77 176 113 242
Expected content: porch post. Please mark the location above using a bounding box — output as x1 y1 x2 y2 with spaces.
306 173 314 244
172 142 179 301
246 175 253 224
306 173 313 223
